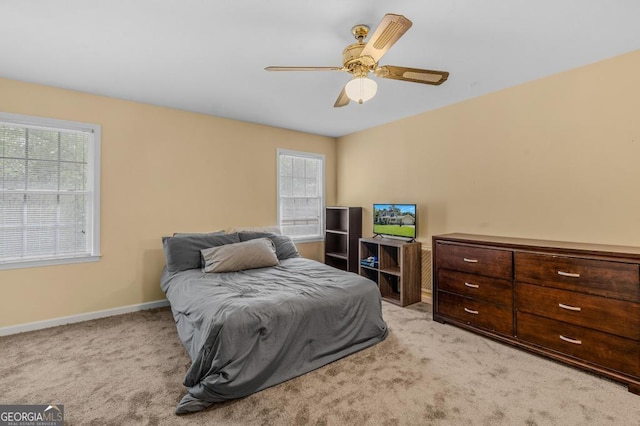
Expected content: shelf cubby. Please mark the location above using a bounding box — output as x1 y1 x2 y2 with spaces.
360 266 379 284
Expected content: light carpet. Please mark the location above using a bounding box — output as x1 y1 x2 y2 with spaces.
1 302 639 425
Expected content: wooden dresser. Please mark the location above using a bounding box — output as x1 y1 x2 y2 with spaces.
432 233 640 394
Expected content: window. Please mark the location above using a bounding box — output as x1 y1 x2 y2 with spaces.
277 149 324 242
0 112 101 269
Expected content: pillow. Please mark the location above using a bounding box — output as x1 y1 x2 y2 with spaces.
172 231 225 237
229 225 282 235
238 231 276 241
238 232 300 260
162 233 240 272
201 238 279 273
270 235 300 260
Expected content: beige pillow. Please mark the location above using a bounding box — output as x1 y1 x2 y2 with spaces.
201 238 279 273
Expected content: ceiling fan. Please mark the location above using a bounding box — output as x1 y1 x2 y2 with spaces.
265 13 449 108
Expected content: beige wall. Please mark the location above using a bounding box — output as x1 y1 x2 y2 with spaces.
0 78 336 328
4 49 639 327
337 50 640 249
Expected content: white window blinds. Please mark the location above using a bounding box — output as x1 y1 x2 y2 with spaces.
0 113 100 268
277 149 324 241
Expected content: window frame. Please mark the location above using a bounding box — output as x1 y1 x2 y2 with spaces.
0 111 101 270
276 148 325 243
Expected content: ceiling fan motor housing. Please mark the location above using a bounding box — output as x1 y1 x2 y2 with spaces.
343 43 375 76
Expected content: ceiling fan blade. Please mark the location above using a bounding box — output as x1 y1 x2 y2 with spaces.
359 14 412 64
374 65 449 85
333 87 350 108
265 66 343 72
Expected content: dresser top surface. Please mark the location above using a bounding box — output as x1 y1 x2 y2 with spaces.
433 233 640 258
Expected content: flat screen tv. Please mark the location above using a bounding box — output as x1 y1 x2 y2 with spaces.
373 203 417 240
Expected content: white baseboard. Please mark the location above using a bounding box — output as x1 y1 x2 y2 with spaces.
0 299 170 337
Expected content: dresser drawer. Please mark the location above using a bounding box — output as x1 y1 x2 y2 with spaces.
515 252 640 302
439 269 513 308
436 242 512 279
517 312 639 377
438 291 513 336
516 283 640 340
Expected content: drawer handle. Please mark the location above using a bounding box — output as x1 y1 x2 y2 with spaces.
559 335 582 345
464 307 479 315
558 303 581 312
557 271 580 278
463 258 478 263
464 282 479 288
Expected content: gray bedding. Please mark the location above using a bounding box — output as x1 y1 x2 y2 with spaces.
161 257 388 414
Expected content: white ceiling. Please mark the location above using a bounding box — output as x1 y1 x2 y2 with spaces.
1 1 639 137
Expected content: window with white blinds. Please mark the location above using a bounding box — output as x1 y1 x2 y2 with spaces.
0 112 101 269
277 149 324 241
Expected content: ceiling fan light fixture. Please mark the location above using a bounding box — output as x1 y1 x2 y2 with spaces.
345 76 377 104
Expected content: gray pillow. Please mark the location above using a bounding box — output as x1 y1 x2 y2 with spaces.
162 233 240 272
201 238 279 273
172 231 225 237
238 232 300 260
230 226 282 235
270 235 300 260
238 231 276 241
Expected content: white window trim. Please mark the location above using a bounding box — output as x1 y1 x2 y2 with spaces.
0 112 101 270
276 148 325 243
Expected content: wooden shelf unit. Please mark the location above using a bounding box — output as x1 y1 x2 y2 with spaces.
359 237 422 307
324 207 362 272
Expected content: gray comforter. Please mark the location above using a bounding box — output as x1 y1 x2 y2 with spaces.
160 257 388 414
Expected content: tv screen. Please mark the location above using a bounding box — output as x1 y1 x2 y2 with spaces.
373 204 417 240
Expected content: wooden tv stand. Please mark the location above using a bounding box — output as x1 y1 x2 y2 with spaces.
359 237 422 307
432 233 640 395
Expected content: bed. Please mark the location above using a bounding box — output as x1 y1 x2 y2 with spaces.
160 231 388 414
